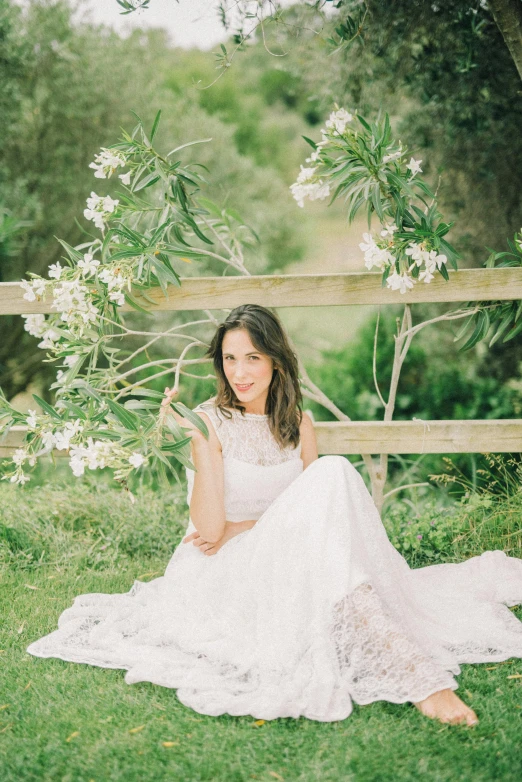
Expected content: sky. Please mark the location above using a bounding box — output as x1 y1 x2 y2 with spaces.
74 0 257 51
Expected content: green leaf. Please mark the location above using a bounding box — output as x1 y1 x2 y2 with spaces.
32 395 62 421
438 263 449 281
302 136 318 150
106 399 140 431
60 401 87 420
130 388 166 400
503 316 522 343
123 400 158 411
132 172 160 193
123 291 152 314
166 138 212 157
172 402 209 439
150 109 161 142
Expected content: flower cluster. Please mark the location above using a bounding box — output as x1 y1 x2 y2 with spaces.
51 279 100 336
69 439 146 479
324 108 353 136
290 165 331 209
290 109 355 207
4 407 148 485
358 232 448 294
98 266 128 307
23 314 61 350
83 192 119 231
89 148 130 183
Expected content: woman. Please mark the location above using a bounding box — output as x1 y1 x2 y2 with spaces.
27 305 522 725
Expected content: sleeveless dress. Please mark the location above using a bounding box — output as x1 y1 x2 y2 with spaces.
26 400 522 722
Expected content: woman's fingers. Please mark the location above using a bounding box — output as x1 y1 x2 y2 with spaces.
161 386 178 408
182 531 198 543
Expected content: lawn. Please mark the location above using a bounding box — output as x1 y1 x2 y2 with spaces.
1 479 521 782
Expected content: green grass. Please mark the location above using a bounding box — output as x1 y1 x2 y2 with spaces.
1 480 522 782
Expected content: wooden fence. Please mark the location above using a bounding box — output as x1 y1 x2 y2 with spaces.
2 268 522 456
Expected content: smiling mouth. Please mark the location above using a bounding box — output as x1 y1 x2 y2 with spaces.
235 383 253 392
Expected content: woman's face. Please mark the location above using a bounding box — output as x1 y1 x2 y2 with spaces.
222 328 274 413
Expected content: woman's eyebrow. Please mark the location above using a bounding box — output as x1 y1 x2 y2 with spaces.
222 351 262 356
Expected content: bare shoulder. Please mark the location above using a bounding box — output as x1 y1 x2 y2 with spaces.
192 410 222 452
299 410 315 440
299 410 318 467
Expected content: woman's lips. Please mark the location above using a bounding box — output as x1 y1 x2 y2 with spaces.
235 383 253 392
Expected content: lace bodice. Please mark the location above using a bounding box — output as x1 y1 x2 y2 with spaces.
193 400 302 466
185 399 303 525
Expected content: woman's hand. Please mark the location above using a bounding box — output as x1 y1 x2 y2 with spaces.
182 521 254 556
161 387 206 445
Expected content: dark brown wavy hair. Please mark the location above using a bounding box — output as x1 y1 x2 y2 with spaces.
207 304 303 448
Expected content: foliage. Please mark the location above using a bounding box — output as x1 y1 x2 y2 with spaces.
452 233 522 350
0 0 307 400
0 478 188 572
306 307 519 426
291 109 460 293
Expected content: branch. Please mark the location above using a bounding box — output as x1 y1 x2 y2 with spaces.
372 306 386 408
488 0 522 83
383 482 431 500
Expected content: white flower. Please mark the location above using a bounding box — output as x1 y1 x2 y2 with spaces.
426 250 448 270
290 169 331 208
20 278 47 302
296 166 317 184
102 195 118 213
380 223 398 238
48 262 63 280
54 419 84 451
405 242 427 267
359 233 394 271
10 472 30 485
386 271 415 294
325 108 353 135
77 253 100 277
419 268 435 284
84 192 119 231
38 327 61 350
69 450 86 477
89 147 127 179
26 409 38 430
119 171 131 186
64 354 80 368
41 430 56 451
109 290 125 307
12 448 28 466
359 233 377 254
129 452 146 469
383 146 403 164
51 279 99 338
406 157 423 177
23 314 46 337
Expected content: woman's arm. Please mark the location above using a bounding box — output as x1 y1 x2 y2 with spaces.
300 410 319 470
183 518 257 555
188 411 226 542
167 399 226 543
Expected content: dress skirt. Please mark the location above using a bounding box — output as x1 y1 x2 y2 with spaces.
27 456 522 722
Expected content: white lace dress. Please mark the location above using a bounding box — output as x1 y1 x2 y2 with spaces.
27 401 522 721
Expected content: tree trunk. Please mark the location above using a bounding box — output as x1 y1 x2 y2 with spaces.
488 0 522 82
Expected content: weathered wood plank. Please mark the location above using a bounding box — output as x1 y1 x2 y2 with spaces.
2 419 522 457
314 419 522 454
2 267 522 315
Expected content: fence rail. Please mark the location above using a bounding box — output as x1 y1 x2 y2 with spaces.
2 420 522 457
2 270 521 458
2 267 522 315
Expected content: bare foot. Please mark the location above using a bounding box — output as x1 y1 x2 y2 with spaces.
413 688 479 726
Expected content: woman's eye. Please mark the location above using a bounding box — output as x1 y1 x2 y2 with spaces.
249 356 259 360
